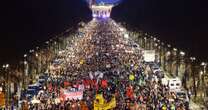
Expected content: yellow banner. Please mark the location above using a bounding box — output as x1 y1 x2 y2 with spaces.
94 94 116 110
0 92 5 107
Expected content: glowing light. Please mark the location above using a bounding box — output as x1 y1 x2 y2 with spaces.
24 61 28 65
180 51 185 56
200 71 203 75
166 51 171 55
102 14 107 18
201 62 207 66
24 54 27 58
190 57 196 61
173 48 177 51
2 64 10 69
35 53 39 57
93 14 97 18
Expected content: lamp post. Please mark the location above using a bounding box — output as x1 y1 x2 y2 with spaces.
138 34 143 47
35 52 41 74
201 62 207 75
201 62 207 97
154 42 161 65
189 57 197 98
178 51 185 77
158 45 162 66
173 48 178 76
144 37 147 49
150 36 154 50
166 44 172 74
153 37 157 47
2 64 9 108
166 51 171 74
160 42 166 70
23 58 28 90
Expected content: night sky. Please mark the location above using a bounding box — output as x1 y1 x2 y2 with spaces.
0 0 207 65
0 0 92 64
96 0 121 4
111 0 208 62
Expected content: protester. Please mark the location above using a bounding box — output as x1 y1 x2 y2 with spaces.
19 19 188 110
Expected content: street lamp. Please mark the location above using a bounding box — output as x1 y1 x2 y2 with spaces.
144 37 147 49
2 64 9 108
201 62 207 73
154 43 158 47
190 57 196 62
201 62 207 97
153 37 157 41
35 53 39 57
173 48 177 51
3 64 9 69
24 54 27 58
166 51 171 56
157 39 160 43
200 71 204 75
29 49 34 53
167 44 171 48
5 64 9 68
179 51 185 56
172 48 178 76
178 51 185 77
165 51 171 73
24 61 27 65
23 60 28 91
45 41 49 44
189 57 197 98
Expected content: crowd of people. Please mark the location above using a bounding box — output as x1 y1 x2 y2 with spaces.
20 19 189 110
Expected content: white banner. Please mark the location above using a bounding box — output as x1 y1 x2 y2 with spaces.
61 90 83 100
143 50 155 62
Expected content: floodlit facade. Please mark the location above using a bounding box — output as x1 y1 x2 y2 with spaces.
91 5 113 18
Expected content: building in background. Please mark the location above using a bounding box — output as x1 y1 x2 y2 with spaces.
91 5 113 18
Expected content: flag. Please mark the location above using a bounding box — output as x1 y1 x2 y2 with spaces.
101 80 108 88
126 86 134 99
64 81 70 87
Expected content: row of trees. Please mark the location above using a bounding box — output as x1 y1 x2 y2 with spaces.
128 30 208 100
0 26 78 107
